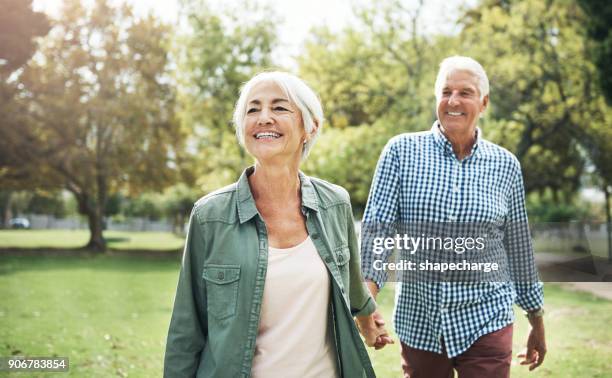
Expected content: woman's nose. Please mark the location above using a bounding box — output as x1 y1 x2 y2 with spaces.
257 108 273 125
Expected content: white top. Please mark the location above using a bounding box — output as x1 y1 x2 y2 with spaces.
251 236 339 378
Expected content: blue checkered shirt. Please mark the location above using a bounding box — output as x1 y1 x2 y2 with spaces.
360 121 544 357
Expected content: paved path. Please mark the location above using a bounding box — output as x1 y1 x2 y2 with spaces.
561 282 612 301
534 252 612 300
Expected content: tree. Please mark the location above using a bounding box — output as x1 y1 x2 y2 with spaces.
176 0 278 193
160 183 200 234
297 0 454 208
461 0 612 260
0 0 50 79
298 0 441 130
576 0 612 104
0 0 50 226
10 0 182 250
459 0 601 198
577 0 612 261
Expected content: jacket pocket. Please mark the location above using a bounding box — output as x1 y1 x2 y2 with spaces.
333 245 350 267
333 245 351 288
202 264 241 320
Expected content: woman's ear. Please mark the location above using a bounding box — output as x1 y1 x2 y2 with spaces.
309 119 320 139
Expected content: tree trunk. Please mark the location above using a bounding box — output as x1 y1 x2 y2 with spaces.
2 191 13 228
71 189 106 252
85 207 106 252
604 184 612 264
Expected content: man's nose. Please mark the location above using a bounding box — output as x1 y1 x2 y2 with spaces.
448 92 460 106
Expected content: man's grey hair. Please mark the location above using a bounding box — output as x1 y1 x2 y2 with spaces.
434 56 490 101
233 71 324 160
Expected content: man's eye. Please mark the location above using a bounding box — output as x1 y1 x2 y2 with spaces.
247 108 259 114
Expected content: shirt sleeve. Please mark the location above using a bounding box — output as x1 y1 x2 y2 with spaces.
504 161 544 311
345 201 377 317
360 138 400 290
164 207 208 377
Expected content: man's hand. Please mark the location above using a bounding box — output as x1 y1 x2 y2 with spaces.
517 316 546 371
355 312 394 349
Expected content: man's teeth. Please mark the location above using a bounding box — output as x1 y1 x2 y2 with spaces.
255 132 281 139
447 112 463 116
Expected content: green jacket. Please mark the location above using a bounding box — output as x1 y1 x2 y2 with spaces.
164 167 377 378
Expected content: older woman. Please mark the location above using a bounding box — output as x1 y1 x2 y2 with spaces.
164 71 388 378
360 56 546 378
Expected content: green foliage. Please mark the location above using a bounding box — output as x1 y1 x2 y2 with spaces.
122 194 163 221
577 0 612 104
176 0 278 193
2 0 611 236
159 183 200 232
458 0 607 198
298 1 446 130
25 191 67 218
103 194 122 218
526 192 589 222
303 121 397 210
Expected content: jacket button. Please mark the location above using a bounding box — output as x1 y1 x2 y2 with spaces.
312 234 319 239
218 272 224 280
325 256 332 263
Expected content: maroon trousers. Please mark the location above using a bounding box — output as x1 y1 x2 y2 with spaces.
400 324 513 378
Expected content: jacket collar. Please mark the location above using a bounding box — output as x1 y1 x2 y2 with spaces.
236 166 319 224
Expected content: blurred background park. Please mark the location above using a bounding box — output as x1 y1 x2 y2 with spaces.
1 0 611 376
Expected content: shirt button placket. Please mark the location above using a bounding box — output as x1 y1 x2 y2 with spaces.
449 160 461 221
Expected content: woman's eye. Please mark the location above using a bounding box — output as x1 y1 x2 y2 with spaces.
274 106 288 111
247 108 259 114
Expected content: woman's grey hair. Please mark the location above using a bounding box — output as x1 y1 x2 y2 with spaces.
232 71 324 160
434 56 490 101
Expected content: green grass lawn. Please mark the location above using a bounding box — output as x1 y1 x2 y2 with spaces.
1 255 611 377
369 284 612 378
0 230 184 250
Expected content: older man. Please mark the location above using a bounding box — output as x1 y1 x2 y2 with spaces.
360 56 546 378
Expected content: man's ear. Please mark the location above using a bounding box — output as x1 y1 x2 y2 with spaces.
481 95 489 112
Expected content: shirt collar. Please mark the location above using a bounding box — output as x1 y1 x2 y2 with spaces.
236 166 319 224
431 120 482 158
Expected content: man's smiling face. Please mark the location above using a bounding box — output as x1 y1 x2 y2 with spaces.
437 70 488 134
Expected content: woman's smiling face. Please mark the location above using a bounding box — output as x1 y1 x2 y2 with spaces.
244 80 306 164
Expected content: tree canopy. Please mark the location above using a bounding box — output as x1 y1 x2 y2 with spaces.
4 0 182 250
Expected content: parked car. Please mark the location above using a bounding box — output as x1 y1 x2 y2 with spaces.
9 218 30 229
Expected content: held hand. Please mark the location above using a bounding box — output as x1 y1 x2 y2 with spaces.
355 313 381 346
356 311 394 349
517 319 546 371
372 310 394 350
